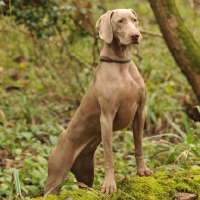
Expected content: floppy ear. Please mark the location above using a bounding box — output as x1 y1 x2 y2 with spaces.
130 9 137 18
95 11 114 44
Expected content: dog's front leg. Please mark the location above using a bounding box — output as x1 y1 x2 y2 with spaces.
100 108 117 194
132 108 152 176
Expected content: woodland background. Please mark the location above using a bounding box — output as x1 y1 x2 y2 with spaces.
0 0 200 199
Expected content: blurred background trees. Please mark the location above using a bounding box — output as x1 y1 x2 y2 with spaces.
0 0 200 198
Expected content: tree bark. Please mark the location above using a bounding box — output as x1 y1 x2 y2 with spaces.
70 0 95 37
148 0 200 103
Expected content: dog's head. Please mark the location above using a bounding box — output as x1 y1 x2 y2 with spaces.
96 9 142 45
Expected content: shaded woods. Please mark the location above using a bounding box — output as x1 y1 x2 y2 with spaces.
0 0 200 199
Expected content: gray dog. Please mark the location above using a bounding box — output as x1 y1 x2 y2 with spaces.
44 9 152 195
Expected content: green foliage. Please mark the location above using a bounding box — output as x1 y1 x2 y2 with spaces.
10 169 24 199
2 0 66 38
0 122 61 198
143 114 200 171
0 92 66 198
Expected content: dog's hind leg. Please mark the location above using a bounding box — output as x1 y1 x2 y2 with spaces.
44 131 81 194
71 148 96 187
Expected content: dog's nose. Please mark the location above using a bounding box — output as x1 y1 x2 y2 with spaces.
131 34 139 40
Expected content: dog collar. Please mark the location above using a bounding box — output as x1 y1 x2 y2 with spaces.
100 57 132 63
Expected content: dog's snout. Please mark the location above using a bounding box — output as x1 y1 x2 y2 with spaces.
131 34 139 39
130 32 140 44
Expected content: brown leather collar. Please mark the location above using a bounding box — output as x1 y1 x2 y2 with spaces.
100 57 131 63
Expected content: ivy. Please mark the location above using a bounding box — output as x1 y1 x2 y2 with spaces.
2 0 71 38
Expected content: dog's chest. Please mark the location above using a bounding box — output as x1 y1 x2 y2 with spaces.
113 76 145 130
94 64 145 130
118 71 144 102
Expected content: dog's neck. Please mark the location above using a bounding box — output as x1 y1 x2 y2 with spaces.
100 38 132 62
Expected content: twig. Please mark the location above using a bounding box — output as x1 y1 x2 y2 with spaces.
31 33 49 90
56 27 94 70
8 173 14 200
0 16 30 35
140 29 162 37
69 52 93 70
74 66 86 96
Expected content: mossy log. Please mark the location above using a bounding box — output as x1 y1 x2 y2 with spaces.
32 168 200 200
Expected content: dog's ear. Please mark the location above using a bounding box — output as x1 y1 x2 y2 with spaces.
130 9 137 19
96 11 114 44
130 9 143 40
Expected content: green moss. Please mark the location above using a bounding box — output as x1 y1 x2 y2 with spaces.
32 168 200 200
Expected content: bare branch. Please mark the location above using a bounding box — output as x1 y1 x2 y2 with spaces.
140 29 163 37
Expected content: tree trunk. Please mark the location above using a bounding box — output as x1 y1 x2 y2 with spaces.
148 0 200 103
70 0 95 37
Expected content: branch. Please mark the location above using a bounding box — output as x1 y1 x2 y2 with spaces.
140 29 163 37
0 16 30 35
68 52 94 70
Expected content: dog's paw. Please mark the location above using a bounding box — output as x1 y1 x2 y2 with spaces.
137 166 153 176
101 179 117 194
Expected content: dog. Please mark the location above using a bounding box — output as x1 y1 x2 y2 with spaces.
44 8 152 195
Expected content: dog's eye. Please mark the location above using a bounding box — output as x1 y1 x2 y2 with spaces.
134 19 137 22
118 19 123 23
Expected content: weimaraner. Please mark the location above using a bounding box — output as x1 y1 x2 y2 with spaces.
44 8 152 195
